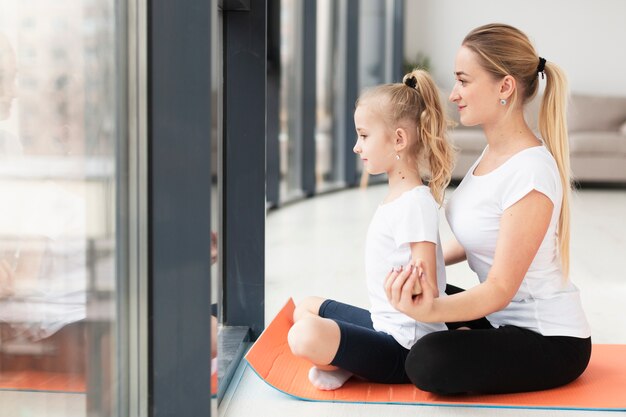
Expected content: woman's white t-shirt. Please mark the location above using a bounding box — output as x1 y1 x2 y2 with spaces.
365 186 448 349
446 145 590 338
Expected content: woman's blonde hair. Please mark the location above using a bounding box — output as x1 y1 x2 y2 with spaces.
463 23 572 277
356 69 455 205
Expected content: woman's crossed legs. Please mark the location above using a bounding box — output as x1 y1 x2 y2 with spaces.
405 324 591 395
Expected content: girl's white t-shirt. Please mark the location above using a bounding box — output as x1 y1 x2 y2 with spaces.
446 145 591 338
365 186 447 349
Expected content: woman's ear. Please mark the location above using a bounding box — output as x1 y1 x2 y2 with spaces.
500 75 516 99
394 127 409 151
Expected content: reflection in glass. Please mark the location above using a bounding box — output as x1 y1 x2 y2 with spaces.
315 0 340 191
213 4 222 400
0 1 122 415
359 0 387 90
315 0 333 190
355 0 393 185
279 0 303 201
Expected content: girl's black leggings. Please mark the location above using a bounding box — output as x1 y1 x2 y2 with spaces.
404 285 592 395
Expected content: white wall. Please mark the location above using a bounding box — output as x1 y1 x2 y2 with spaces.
404 0 626 96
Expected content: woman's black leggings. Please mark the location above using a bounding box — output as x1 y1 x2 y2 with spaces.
404 285 592 395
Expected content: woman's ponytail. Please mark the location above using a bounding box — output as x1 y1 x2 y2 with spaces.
538 62 571 278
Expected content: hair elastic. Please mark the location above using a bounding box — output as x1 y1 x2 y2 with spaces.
537 57 546 79
404 76 417 89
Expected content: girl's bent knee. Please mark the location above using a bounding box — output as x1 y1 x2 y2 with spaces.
288 317 341 365
293 296 325 322
287 318 321 358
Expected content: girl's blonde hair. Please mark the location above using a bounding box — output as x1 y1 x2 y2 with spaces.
356 69 455 206
463 23 572 277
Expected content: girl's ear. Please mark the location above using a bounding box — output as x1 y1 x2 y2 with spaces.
500 74 516 99
394 127 409 151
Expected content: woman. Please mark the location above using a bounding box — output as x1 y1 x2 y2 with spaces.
385 23 591 395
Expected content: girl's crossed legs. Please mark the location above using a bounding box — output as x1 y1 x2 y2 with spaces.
288 297 410 390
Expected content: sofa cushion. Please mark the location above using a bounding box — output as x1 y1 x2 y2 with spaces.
568 94 626 132
569 131 626 155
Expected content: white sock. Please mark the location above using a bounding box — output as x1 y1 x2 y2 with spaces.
308 366 353 391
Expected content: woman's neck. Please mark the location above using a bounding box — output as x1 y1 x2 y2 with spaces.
482 111 540 155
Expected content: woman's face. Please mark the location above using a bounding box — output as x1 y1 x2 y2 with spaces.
449 46 503 127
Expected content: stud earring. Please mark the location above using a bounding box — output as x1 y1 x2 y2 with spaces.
500 98 507 106
395 154 400 160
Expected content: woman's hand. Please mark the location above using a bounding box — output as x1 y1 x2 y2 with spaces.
384 261 437 322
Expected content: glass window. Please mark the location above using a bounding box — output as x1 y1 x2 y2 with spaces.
359 0 387 89
315 0 341 192
0 0 125 415
355 0 395 185
279 0 303 201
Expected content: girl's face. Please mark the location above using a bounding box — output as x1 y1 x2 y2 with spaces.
353 103 396 175
449 46 503 127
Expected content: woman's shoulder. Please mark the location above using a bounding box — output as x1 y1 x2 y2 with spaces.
500 145 562 207
504 145 559 177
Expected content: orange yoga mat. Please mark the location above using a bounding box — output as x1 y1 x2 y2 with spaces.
245 298 626 411
0 371 85 393
0 367 218 395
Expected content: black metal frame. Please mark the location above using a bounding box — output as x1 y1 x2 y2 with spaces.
148 0 214 415
222 0 266 339
334 0 360 187
266 0 280 207
300 0 317 196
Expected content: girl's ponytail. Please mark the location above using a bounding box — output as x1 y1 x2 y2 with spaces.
409 70 456 206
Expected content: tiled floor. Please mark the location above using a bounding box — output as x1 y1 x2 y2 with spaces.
220 184 626 417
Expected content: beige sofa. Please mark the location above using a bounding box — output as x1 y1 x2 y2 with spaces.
448 93 626 183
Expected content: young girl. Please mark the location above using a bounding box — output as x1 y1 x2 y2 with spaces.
387 23 592 395
287 69 455 390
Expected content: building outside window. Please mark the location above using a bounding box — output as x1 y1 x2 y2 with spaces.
0 0 125 415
